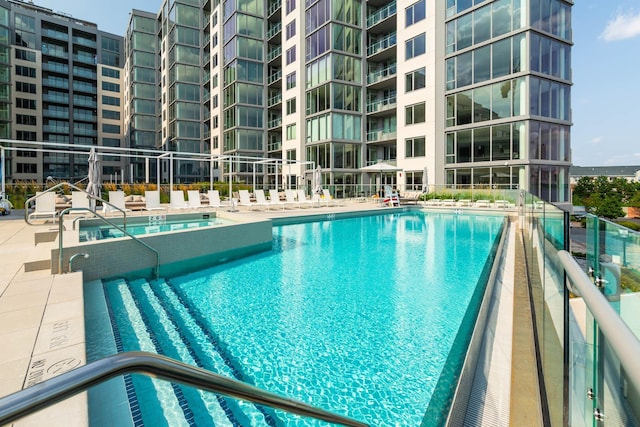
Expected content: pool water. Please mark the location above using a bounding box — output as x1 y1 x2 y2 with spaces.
79 218 229 241
95 211 504 426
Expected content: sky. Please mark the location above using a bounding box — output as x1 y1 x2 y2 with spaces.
30 0 640 167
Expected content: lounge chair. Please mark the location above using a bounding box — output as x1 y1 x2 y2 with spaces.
475 199 490 208
207 190 224 209
71 191 91 212
238 189 265 210
456 199 472 207
28 192 58 222
268 189 286 210
170 190 189 210
425 198 441 206
253 190 271 210
187 190 207 210
383 185 399 207
144 190 166 212
296 189 316 208
399 191 421 205
284 190 299 208
441 199 456 207
104 191 131 215
321 189 338 207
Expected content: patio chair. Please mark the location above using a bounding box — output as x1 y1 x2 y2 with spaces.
296 189 316 208
71 191 91 212
383 185 399 207
170 190 189 210
254 190 272 210
187 190 207 210
268 189 286 210
104 191 131 215
28 191 58 222
238 189 262 210
207 190 224 209
144 190 166 212
284 190 299 208
321 189 338 207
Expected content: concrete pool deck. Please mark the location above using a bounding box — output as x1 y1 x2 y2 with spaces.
0 201 524 426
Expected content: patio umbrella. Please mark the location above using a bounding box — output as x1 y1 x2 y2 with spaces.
313 164 323 194
360 162 402 193
422 166 429 193
87 147 101 209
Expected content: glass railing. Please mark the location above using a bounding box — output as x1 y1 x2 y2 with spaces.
42 62 69 74
73 67 97 79
73 54 95 64
366 128 396 142
268 139 282 151
73 83 97 94
43 109 69 119
268 70 282 84
42 79 69 90
267 47 282 62
367 63 397 85
268 0 281 15
366 95 396 113
43 49 69 59
267 22 282 39
43 125 70 133
366 1 396 28
366 33 396 56
268 93 282 106
42 94 70 104
268 118 282 128
42 28 69 41
72 37 97 48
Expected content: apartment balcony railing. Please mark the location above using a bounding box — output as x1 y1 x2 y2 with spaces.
73 54 96 65
42 109 69 119
73 67 97 79
367 33 396 57
42 94 70 104
366 1 396 28
41 28 69 41
267 22 282 39
268 139 283 151
42 79 69 90
43 49 69 60
73 113 97 122
42 125 70 134
72 37 97 48
268 70 282 84
367 63 397 85
267 46 282 62
268 118 282 128
268 93 282 107
366 128 397 142
72 83 97 94
366 95 396 113
73 127 98 136
42 62 69 74
268 1 281 16
72 99 97 108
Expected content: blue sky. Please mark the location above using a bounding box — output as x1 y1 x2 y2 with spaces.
32 0 640 166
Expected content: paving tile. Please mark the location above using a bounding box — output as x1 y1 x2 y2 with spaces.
41 299 84 325
32 314 85 356
0 290 49 314
0 307 44 334
14 393 88 427
0 357 31 397
1 327 39 364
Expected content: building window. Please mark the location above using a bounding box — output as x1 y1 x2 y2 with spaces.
16 98 36 109
16 114 36 125
405 67 426 92
213 135 219 149
405 137 426 157
102 68 120 78
286 20 296 40
286 0 296 14
286 149 296 161
286 46 296 65
102 110 121 120
102 124 121 134
15 65 36 78
16 131 37 141
405 102 425 125
286 97 296 114
286 124 296 140
405 0 426 27
16 82 36 94
102 81 120 92
213 115 219 129
286 72 296 89
102 95 120 106
15 48 36 62
16 163 37 174
405 33 426 59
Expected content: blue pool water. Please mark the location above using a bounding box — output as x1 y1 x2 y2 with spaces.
79 218 230 241
93 211 504 426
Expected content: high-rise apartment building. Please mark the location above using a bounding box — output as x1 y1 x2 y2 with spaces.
0 0 124 183
119 0 572 203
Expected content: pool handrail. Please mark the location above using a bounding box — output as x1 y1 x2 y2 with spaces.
24 182 126 226
58 207 159 279
0 351 369 427
557 250 640 396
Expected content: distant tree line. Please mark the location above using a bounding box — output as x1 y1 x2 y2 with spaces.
572 176 640 219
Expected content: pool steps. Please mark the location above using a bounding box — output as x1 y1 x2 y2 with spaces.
102 277 280 426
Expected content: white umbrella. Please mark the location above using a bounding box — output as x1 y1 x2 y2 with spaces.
87 148 101 209
313 165 323 194
422 166 429 193
360 162 402 194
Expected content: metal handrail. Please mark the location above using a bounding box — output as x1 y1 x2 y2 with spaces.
24 182 126 226
0 352 368 427
58 207 159 279
557 250 640 395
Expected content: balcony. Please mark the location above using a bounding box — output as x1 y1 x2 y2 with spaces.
267 70 282 85
268 117 282 129
73 127 98 136
72 83 97 94
367 63 397 86
73 113 97 122
42 109 69 119
73 54 96 65
267 46 282 63
267 93 282 107
73 67 97 80
366 1 396 28
267 1 281 17
42 93 70 104
42 125 70 133
42 62 69 74
41 28 69 41
268 139 282 152
366 127 397 142
42 47 69 60
267 22 282 40
72 37 97 48
367 32 396 59
42 78 69 90
366 95 396 114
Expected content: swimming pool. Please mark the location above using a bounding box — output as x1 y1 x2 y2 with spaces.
89 211 505 425
79 217 231 241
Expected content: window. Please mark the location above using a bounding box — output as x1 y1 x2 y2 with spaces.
16 114 36 125
286 98 296 114
286 20 296 40
405 67 426 92
405 102 425 125
286 0 296 14
15 65 36 78
286 72 296 89
102 95 120 106
17 163 37 174
286 123 296 140
16 98 36 109
405 137 426 157
405 0 426 27
17 131 37 141
286 149 296 161
102 124 121 134
15 48 36 62
102 68 120 78
16 82 36 94
17 149 37 157
286 46 296 65
102 110 121 120
102 81 120 92
405 33 426 59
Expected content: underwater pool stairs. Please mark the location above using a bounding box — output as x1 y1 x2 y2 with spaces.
93 276 282 426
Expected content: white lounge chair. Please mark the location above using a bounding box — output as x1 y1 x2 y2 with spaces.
284 190 299 208
475 199 490 208
187 190 207 210
104 191 131 215
268 189 286 210
29 191 58 222
321 189 338 207
383 185 399 207
425 198 441 206
238 189 263 210
207 190 224 209
254 190 272 210
71 191 92 213
296 190 316 208
170 190 189 210
144 190 165 212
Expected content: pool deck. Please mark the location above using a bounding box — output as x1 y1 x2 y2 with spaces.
0 200 522 426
